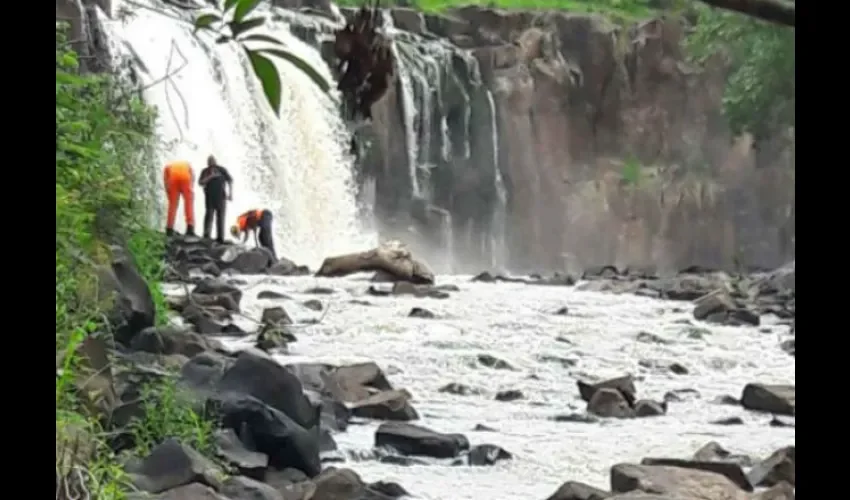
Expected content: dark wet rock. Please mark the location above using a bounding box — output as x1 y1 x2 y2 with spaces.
577 375 637 407
638 458 752 491
748 446 795 488
129 483 229 500
368 480 410 498
408 307 435 318
474 423 497 431
610 463 750 498
769 416 795 428
226 247 274 274
257 290 291 300
180 351 233 394
288 361 418 422
471 271 575 287
713 394 740 405
668 363 688 375
375 422 469 459
477 354 514 370
207 392 321 478
99 255 157 346
302 299 323 311
740 383 795 416
710 416 744 425
304 286 335 295
261 306 293 326
545 480 610 500
752 481 795 500
310 467 401 500
453 444 513 466
217 349 318 428
637 359 687 375
267 256 310 276
495 389 523 402
553 306 569 315
221 475 283 500
663 388 700 403
587 388 633 418
262 467 309 493
192 278 243 306
635 331 671 344
438 382 480 396
130 439 222 494
130 326 221 358
633 399 666 417
214 428 268 479
779 338 795 356
552 412 600 424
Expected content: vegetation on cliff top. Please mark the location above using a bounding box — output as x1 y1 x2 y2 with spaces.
56 23 216 498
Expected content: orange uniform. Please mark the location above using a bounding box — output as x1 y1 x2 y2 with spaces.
163 161 195 233
235 209 264 232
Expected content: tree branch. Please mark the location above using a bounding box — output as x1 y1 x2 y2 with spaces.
695 0 795 27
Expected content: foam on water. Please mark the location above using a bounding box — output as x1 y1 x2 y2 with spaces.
204 275 795 499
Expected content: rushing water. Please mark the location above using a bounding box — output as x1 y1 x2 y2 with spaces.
192 274 796 499
102 0 375 267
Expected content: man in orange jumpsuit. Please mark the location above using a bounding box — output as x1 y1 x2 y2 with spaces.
231 209 276 260
163 160 196 237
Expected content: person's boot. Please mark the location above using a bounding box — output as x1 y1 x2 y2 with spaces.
165 227 174 237
185 225 196 237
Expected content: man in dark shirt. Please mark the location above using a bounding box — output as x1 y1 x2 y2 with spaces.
198 155 233 243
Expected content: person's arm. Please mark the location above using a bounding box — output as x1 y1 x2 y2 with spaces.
221 167 234 200
242 230 249 244
198 167 210 187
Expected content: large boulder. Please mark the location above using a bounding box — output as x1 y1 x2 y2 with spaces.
316 241 434 284
99 254 157 346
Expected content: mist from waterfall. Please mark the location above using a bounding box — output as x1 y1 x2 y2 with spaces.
102 0 376 268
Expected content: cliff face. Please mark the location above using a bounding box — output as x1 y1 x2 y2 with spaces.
331 6 794 274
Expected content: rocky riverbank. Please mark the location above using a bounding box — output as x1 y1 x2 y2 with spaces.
69 235 794 499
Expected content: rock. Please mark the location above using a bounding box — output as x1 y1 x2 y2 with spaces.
227 247 274 274
779 338 795 356
577 375 637 407
261 306 293 326
545 480 610 500
633 399 666 417
346 388 419 421
130 483 229 500
130 439 223 494
221 475 283 500
375 422 469 459
268 256 309 276
208 392 321 477
477 354 514 370
610 463 750 499
748 446 795 488
130 326 221 358
636 332 671 344
214 428 268 479
552 412 600 423
752 481 795 500
710 416 744 425
217 350 318 428
192 278 243 306
99 255 157 346
181 304 229 335
316 242 434 284
438 382 480 395
554 306 569 315
455 444 513 466
587 387 633 418
740 383 795 416
638 458 751 491
408 307 435 318
257 290 290 300
693 289 737 320
180 351 232 394
495 389 523 402
693 441 753 468
303 299 323 311
310 467 398 500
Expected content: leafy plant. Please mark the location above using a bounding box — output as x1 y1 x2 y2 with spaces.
192 0 331 116
621 157 642 186
686 5 794 141
130 378 216 457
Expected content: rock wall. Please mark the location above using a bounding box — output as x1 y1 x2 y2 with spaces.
328 6 795 274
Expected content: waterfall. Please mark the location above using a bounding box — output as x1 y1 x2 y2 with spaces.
486 90 508 270
102 0 375 267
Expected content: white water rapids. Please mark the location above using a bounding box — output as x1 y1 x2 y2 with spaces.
102 1 376 268
170 274 796 500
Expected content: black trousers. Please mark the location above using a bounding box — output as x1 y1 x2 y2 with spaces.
203 194 226 242
258 210 277 261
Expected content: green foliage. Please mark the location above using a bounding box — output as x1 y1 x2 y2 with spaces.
620 157 642 186
193 0 331 116
686 6 795 141
131 378 216 457
336 0 659 20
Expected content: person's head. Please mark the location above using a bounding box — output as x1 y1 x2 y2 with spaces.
207 155 217 168
230 225 240 238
